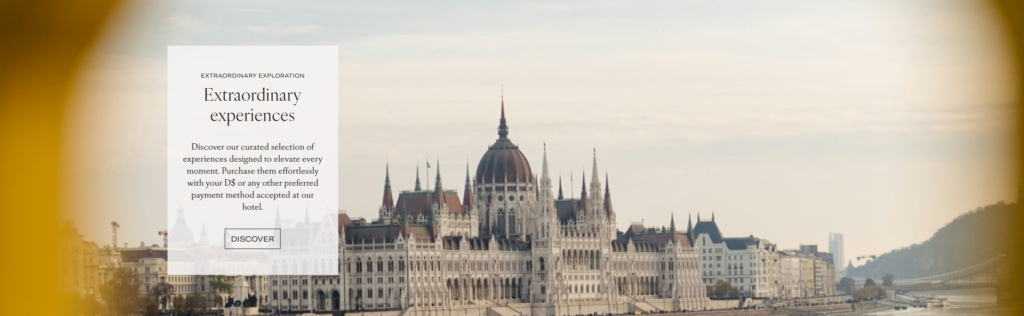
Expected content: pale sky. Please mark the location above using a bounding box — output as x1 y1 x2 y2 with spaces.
63 0 1019 267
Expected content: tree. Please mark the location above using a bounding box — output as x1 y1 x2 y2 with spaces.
864 278 876 287
852 286 878 300
837 277 856 294
729 286 741 298
173 294 186 314
187 291 207 314
882 273 894 287
100 268 143 316
141 298 159 316
713 280 733 298
150 282 174 311
210 275 233 309
210 275 233 294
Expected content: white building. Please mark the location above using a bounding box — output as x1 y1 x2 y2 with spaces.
265 101 710 315
691 215 779 299
776 248 836 299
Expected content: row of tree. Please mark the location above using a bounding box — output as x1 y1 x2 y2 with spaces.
846 273 893 301
92 268 235 316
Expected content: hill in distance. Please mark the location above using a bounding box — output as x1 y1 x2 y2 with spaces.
845 201 1018 279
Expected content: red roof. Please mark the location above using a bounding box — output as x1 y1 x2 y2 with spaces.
395 191 464 216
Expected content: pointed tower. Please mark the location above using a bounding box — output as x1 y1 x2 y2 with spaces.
670 213 676 234
380 163 395 219
274 207 281 229
463 162 473 211
603 173 614 218
687 213 694 240
590 148 603 207
498 94 508 139
432 159 445 205
558 175 564 200
579 171 588 214
415 164 422 191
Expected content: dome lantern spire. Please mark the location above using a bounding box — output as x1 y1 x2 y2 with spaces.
498 89 509 139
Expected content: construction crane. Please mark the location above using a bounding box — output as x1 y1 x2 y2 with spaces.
111 221 120 249
158 230 168 248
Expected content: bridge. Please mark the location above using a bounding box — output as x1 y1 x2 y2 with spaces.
849 255 1006 290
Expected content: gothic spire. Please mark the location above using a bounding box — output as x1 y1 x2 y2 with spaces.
382 163 394 211
580 170 588 213
415 164 421 191
463 161 473 208
558 175 564 200
498 91 509 139
541 143 550 182
687 213 694 240
670 212 676 234
274 207 281 229
433 159 445 205
434 158 442 189
604 173 613 217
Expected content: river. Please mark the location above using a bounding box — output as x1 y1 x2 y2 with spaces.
868 288 1011 316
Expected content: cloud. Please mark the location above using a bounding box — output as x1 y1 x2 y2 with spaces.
161 15 216 33
239 23 325 36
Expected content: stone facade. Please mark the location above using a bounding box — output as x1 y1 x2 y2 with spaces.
265 102 710 315
691 216 779 299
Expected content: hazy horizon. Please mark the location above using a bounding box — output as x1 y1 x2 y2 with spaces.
62 0 1019 268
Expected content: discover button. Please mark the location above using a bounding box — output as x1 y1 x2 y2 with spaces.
224 228 282 249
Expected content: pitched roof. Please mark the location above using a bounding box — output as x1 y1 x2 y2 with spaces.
555 199 583 224
395 190 464 216
119 248 167 262
337 213 352 230
344 222 434 244
692 220 724 244
723 236 758 250
633 231 693 248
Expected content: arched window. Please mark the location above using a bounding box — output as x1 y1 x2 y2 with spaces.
509 209 516 235
367 261 373 272
539 257 545 271
497 208 505 234
356 259 362 273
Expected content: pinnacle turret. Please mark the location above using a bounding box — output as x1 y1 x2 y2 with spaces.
382 163 394 211
670 213 676 234
415 164 421 191
433 159 445 205
558 175 564 200
498 93 509 139
604 173 614 217
580 171 588 213
463 162 473 208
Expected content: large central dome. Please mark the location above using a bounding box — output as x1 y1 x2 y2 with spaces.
475 101 534 184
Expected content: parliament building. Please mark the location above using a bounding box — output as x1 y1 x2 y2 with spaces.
267 99 710 316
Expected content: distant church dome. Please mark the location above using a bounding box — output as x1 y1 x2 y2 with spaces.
475 100 534 184
170 206 195 247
